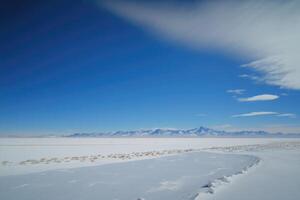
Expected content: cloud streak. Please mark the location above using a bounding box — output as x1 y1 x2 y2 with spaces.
277 113 297 118
101 0 300 90
238 94 279 102
233 111 278 117
227 89 245 95
233 111 296 118
239 74 260 81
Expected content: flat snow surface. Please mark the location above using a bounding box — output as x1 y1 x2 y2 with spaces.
0 151 258 200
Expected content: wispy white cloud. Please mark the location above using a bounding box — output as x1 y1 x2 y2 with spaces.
101 0 300 90
238 94 279 102
233 111 296 118
242 56 300 90
233 111 278 117
239 74 260 81
277 113 297 118
227 89 245 95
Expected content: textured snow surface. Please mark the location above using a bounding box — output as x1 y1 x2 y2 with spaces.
0 152 258 200
1 138 300 200
0 138 290 176
200 150 300 200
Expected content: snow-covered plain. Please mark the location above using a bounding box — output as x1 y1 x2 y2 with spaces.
0 151 259 200
0 137 291 176
0 138 300 200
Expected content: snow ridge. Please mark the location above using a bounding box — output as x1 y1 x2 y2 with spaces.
193 156 260 200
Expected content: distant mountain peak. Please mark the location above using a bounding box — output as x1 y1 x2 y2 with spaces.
68 126 299 138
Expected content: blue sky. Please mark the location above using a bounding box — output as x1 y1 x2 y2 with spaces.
0 0 300 135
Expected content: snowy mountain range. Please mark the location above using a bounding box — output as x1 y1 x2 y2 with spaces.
67 126 299 137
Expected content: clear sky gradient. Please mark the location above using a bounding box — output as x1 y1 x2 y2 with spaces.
1 0 299 135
